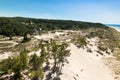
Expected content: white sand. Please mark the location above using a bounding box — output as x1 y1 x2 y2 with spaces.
109 26 120 32
28 49 41 56
60 38 115 80
55 32 64 36
34 32 65 40
0 41 18 61
34 33 115 80
0 52 12 61
34 34 54 40
0 32 116 80
0 41 18 48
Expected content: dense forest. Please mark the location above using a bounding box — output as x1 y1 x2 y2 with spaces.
0 17 108 37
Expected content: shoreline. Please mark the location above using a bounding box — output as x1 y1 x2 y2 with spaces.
109 26 120 32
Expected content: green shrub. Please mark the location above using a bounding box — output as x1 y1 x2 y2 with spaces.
72 36 87 46
0 57 13 76
0 50 28 79
98 45 107 52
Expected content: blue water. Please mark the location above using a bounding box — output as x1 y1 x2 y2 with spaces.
105 24 120 29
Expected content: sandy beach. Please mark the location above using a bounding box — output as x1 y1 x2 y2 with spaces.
31 31 116 80
60 38 115 80
0 30 118 80
109 26 120 32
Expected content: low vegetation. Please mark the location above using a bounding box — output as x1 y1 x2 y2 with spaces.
0 43 13 47
1 16 120 79
72 35 87 48
0 40 70 80
0 17 108 39
86 28 120 59
0 50 28 79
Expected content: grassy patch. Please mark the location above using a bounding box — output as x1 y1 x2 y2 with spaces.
0 43 13 47
71 35 87 47
86 28 120 59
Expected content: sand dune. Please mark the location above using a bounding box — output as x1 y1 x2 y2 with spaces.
60 42 115 80
33 32 116 80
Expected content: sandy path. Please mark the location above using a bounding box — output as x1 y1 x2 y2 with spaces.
34 33 115 80
0 41 18 48
60 43 115 80
0 41 18 61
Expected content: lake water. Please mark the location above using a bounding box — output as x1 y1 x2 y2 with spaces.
105 24 120 31
106 24 120 30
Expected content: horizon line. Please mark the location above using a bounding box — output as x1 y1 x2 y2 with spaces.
0 16 119 24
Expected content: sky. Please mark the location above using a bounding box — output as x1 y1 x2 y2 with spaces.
0 0 120 24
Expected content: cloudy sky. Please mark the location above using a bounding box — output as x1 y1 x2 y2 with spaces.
0 0 119 24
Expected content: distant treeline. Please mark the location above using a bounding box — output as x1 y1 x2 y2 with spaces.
0 17 108 37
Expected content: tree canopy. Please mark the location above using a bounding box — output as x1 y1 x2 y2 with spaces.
0 17 109 37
